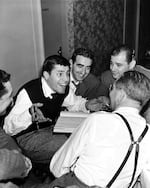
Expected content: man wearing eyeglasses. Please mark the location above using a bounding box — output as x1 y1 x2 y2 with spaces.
49 71 150 188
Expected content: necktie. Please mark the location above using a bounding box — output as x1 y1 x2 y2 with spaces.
72 81 78 88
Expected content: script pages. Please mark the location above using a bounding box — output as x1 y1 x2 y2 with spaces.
54 111 89 133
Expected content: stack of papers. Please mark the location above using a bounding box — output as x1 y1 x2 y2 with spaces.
54 111 89 133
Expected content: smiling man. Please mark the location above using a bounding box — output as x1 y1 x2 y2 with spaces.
70 48 107 100
3 55 71 165
3 55 102 166
100 45 136 96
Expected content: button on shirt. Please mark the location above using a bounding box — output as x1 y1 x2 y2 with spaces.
3 77 88 136
50 107 150 188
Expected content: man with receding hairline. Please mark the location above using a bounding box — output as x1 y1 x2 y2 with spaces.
49 71 150 188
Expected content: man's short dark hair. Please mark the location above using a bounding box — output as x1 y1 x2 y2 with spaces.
0 69 11 98
111 44 135 64
41 55 70 76
115 70 150 106
71 48 94 65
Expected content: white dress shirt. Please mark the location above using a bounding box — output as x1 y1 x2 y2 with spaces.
50 107 150 188
3 77 88 136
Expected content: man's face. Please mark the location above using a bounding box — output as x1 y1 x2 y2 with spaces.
110 51 131 80
0 81 13 115
71 55 92 82
45 64 70 94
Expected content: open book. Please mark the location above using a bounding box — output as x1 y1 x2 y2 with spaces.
54 111 89 133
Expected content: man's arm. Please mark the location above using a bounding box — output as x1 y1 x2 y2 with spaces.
3 89 33 136
50 115 92 177
63 87 102 112
63 88 88 112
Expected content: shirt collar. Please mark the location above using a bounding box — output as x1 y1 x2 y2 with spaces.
114 106 139 115
41 77 55 99
70 72 79 85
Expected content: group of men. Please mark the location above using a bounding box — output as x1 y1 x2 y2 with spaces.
1 45 150 188
3 49 108 166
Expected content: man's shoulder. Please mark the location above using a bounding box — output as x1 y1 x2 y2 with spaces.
101 70 114 87
23 78 40 88
15 78 40 99
18 78 40 92
83 73 100 86
135 65 150 79
101 70 112 78
88 111 119 128
89 110 118 119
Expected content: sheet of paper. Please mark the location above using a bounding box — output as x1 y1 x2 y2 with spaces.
54 111 89 133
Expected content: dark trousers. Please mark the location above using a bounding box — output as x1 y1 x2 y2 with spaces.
49 172 95 188
16 127 68 164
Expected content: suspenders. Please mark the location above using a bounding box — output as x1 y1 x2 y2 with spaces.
106 113 148 188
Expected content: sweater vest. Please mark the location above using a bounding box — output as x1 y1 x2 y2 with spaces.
20 78 69 125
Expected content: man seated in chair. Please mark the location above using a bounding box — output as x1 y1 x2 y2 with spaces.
3 55 104 167
49 71 150 188
0 69 31 187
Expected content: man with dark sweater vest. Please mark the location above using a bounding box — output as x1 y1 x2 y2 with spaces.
3 55 101 165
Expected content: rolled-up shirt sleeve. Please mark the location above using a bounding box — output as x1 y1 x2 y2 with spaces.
3 89 32 136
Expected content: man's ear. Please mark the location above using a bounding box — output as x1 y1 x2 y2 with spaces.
129 59 136 70
43 71 50 80
116 89 127 106
69 59 73 68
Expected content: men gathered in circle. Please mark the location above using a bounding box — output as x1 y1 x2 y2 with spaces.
3 55 103 165
70 48 107 100
49 70 150 188
0 69 31 187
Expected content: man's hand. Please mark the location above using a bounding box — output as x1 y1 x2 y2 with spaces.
97 96 110 106
85 98 101 112
85 96 112 112
29 103 51 123
97 96 112 111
